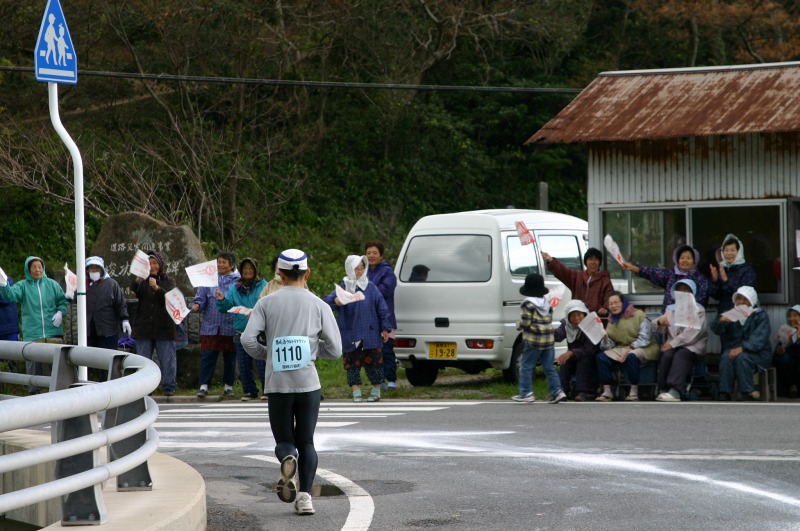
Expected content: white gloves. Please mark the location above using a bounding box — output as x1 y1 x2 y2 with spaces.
122 320 132 335
0 266 7 287
52 311 63 328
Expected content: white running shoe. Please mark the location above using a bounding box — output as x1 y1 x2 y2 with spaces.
277 455 298 503
294 492 315 515
548 391 568 404
656 392 681 402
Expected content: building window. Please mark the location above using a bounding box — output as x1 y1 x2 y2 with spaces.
601 201 785 304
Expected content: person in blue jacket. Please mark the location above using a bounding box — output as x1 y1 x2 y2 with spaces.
325 255 391 403
216 257 268 401
708 234 757 313
365 240 398 391
710 286 771 401
0 256 68 394
0 274 20 370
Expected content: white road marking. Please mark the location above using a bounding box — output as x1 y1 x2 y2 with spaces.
246 454 374 531
159 442 254 448
154 421 357 429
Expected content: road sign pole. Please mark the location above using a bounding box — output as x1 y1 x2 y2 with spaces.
48 82 88 379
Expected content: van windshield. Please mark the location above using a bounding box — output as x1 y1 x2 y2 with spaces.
399 235 492 282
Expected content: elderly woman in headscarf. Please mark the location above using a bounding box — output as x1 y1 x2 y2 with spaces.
708 234 757 313
652 279 708 402
554 299 600 402
710 286 771 401
324 255 391 403
217 257 268 401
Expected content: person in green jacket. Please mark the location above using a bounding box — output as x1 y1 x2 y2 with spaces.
0 256 69 394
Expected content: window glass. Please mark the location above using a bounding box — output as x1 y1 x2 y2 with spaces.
603 209 686 296
507 236 539 276
602 204 783 298
692 205 781 295
399 235 491 282
539 235 583 272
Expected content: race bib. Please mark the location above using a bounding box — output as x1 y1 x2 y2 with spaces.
271 336 311 372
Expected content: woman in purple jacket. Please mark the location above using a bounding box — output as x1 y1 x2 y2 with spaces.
554 299 600 402
622 244 709 311
365 240 398 390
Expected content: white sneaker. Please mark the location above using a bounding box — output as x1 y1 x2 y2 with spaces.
656 392 681 402
294 492 315 515
512 392 535 403
548 391 568 404
277 455 298 503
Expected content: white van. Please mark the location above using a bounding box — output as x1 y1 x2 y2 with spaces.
393 209 589 386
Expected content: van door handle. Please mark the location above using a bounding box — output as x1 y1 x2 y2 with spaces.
434 317 449 328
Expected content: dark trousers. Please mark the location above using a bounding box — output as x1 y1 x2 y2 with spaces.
559 353 595 395
597 351 640 385
657 347 699 393
199 350 236 387
88 334 119 381
382 338 397 382
268 390 321 493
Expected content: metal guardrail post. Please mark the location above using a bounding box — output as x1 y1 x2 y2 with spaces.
105 358 153 491
56 383 107 526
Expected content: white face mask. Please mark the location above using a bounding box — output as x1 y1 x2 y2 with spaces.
89 272 102 282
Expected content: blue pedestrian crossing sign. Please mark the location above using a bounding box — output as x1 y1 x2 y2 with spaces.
34 0 77 84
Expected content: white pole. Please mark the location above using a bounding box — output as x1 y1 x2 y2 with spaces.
48 82 87 380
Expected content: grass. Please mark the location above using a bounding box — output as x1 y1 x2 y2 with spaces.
1 358 555 401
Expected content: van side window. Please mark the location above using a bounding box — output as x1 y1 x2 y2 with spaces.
399 235 491 282
539 235 583 272
508 236 539 276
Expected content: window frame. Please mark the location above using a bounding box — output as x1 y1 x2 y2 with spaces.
596 198 788 306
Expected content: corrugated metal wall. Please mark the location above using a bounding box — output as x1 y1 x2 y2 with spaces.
588 132 800 205
588 132 799 352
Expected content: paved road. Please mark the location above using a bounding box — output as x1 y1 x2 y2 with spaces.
156 400 800 530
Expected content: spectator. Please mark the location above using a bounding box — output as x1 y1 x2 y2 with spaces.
83 256 131 379
0 274 20 346
131 251 177 396
192 251 240 398
512 273 567 404
542 247 613 315
365 240 399 391
325 255 391 403
708 234 757 313
554 299 599 402
710 286 771 401
772 305 800 398
596 291 660 402
217 257 268 401
652 279 708 402
622 244 709 311
0 257 67 393
240 248 342 516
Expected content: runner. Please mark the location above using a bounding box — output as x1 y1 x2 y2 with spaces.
240 249 342 516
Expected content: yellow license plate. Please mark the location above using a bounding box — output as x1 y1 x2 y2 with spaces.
428 342 457 359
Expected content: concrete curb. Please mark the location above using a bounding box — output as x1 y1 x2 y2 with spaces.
4 430 206 530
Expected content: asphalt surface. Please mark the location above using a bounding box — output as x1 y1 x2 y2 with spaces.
156 399 800 530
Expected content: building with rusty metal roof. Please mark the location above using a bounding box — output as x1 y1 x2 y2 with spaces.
526 62 800 382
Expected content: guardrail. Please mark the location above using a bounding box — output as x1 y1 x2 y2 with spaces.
0 340 161 526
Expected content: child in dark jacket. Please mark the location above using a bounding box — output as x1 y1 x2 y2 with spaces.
554 299 599 402
710 286 771 401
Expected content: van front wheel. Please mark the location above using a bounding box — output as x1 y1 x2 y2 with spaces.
502 342 523 384
406 363 439 386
